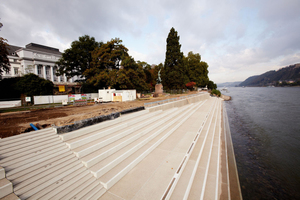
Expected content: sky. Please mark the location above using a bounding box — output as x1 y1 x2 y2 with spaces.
1 0 300 83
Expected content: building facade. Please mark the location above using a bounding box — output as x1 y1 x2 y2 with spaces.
4 43 78 84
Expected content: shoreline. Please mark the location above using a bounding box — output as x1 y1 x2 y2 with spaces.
221 94 231 101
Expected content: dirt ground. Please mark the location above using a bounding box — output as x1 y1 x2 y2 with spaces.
0 91 201 138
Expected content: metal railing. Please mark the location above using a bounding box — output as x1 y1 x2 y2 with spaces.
144 93 203 108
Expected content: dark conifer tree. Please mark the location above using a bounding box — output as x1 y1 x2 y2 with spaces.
162 27 189 90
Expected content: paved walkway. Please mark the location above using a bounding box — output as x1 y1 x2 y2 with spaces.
0 95 242 199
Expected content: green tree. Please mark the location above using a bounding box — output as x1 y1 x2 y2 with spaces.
0 22 10 79
56 35 101 79
0 77 21 99
16 73 54 96
207 80 217 90
185 51 209 87
84 38 129 81
85 39 148 92
163 27 189 89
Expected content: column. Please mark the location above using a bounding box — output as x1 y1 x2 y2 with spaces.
50 66 54 82
43 65 46 79
34 65 38 75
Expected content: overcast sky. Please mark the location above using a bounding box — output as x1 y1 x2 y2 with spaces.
1 0 300 83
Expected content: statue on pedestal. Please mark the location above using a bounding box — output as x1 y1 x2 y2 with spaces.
156 69 162 84
155 69 163 96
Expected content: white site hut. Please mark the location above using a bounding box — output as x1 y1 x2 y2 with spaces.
98 89 136 102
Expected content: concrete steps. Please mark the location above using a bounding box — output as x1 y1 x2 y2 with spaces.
61 102 204 191
168 98 223 200
0 93 236 199
0 128 106 199
97 102 205 190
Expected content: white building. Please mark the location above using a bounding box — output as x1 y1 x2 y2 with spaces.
3 43 78 84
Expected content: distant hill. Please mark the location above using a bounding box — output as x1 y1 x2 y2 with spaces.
217 81 242 88
239 63 300 87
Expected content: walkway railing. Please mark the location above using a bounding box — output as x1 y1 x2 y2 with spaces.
144 93 203 108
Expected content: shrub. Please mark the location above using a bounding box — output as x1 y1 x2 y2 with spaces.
211 89 221 97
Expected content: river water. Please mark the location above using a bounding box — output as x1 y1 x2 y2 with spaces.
224 87 300 200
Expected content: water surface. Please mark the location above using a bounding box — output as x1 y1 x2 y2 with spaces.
224 87 300 199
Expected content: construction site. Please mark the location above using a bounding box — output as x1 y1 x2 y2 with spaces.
0 91 242 200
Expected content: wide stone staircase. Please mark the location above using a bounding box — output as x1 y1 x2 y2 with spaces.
0 94 240 199
0 128 105 200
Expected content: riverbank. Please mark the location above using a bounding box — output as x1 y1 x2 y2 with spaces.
221 94 231 101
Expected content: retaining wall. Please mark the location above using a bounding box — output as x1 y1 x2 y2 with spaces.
146 92 210 112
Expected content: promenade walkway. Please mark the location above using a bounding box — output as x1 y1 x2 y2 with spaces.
0 93 241 199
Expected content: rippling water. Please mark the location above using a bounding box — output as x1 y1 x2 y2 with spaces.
224 87 300 200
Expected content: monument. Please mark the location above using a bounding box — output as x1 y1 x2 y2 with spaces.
154 69 163 96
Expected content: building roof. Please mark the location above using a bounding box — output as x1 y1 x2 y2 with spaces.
6 45 22 57
25 43 61 55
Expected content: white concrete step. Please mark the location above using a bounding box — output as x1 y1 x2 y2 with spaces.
71 108 179 159
66 109 169 151
0 128 54 146
14 158 81 196
88 106 189 177
61 177 101 200
17 161 83 199
199 100 221 200
48 170 95 199
27 167 88 200
13 155 78 191
59 109 150 141
0 133 58 155
6 147 70 177
0 167 5 179
0 142 65 167
0 193 20 200
97 101 206 189
170 98 220 200
12 153 75 185
5 145 67 170
81 108 183 168
64 110 161 145
158 98 217 200
0 178 13 199
79 107 182 165
0 137 61 159
7 150 73 180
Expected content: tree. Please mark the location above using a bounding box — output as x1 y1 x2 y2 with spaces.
185 51 209 87
163 27 189 90
56 35 101 79
84 38 129 81
85 38 148 92
0 22 10 79
16 73 54 96
186 82 196 90
207 80 217 90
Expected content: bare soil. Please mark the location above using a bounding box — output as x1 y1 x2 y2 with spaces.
0 91 199 138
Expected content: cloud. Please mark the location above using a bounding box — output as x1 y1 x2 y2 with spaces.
1 0 300 83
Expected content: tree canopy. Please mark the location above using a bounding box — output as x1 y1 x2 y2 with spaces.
162 27 189 90
16 73 54 96
56 35 101 79
185 51 209 87
83 38 148 92
0 22 10 79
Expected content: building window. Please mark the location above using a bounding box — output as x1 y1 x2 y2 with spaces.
14 67 18 75
38 65 43 75
6 68 11 74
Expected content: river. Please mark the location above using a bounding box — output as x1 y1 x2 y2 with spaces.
224 87 300 200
